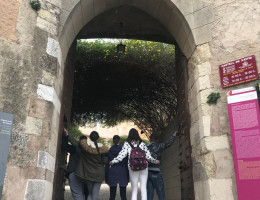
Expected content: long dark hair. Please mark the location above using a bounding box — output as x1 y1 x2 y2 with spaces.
90 131 100 153
127 128 142 144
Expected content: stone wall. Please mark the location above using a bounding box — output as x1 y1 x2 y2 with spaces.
188 1 260 200
0 0 260 199
0 0 65 199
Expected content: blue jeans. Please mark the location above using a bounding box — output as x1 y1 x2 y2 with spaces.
147 170 165 200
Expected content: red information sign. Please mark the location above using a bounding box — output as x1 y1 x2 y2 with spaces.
219 55 258 88
227 87 260 200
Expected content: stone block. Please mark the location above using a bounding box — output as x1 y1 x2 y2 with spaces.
197 89 212 106
196 75 211 92
193 162 209 182
38 9 58 25
167 13 182 39
36 17 57 36
3 164 27 200
71 2 84 36
24 179 53 200
193 24 212 45
202 135 230 152
46 37 60 58
190 121 199 146
28 135 48 154
214 149 234 179
37 151 56 173
24 116 43 135
156 0 172 27
45 170 54 183
208 179 234 200
193 5 214 28
192 0 203 12
199 115 211 138
80 0 94 24
0 0 21 41
29 97 53 120
58 30 69 59
198 103 212 117
172 0 193 15
196 62 212 79
41 71 55 86
194 180 210 200
37 84 55 102
64 16 76 48
182 32 196 59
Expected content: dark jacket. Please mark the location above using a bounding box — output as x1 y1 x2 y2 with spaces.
147 133 176 171
75 139 109 183
105 145 129 187
62 134 81 175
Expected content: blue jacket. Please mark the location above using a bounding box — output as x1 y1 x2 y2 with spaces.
105 145 129 187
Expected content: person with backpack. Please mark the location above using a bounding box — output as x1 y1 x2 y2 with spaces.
105 135 129 200
75 131 108 200
109 128 160 200
146 131 178 200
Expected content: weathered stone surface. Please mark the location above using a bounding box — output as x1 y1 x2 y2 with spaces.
37 151 55 173
46 37 60 58
24 179 53 200
24 116 42 135
41 71 56 86
38 9 59 25
202 135 230 152
36 17 58 36
214 149 234 179
28 97 53 120
208 179 234 200
8 147 34 168
193 5 214 28
37 84 55 102
2 164 27 200
0 0 21 40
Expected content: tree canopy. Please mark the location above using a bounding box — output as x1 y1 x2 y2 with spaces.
72 39 176 136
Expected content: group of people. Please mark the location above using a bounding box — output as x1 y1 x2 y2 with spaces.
62 127 177 200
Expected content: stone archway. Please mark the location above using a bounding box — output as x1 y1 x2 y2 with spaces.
2 0 241 199
55 1 214 200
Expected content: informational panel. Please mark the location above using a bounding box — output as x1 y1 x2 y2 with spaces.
227 87 260 200
219 55 258 88
0 112 14 199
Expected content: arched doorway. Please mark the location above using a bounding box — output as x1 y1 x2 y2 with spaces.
55 0 206 199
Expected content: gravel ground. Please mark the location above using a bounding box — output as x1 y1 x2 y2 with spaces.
64 183 141 200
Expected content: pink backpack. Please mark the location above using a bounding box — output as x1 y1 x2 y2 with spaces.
129 142 147 171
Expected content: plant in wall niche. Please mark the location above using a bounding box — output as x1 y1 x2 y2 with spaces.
30 0 41 11
207 92 220 105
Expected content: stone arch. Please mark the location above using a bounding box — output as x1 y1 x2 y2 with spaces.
58 0 213 63
56 0 215 199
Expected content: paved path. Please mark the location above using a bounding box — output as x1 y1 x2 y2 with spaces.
64 183 141 200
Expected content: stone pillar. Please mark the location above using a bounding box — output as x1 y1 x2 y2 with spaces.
188 44 236 200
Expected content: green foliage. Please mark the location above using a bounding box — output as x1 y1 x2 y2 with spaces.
69 125 83 140
30 0 41 11
97 137 106 145
72 39 176 135
207 92 220 105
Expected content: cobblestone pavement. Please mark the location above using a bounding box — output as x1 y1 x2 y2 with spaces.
64 183 141 200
